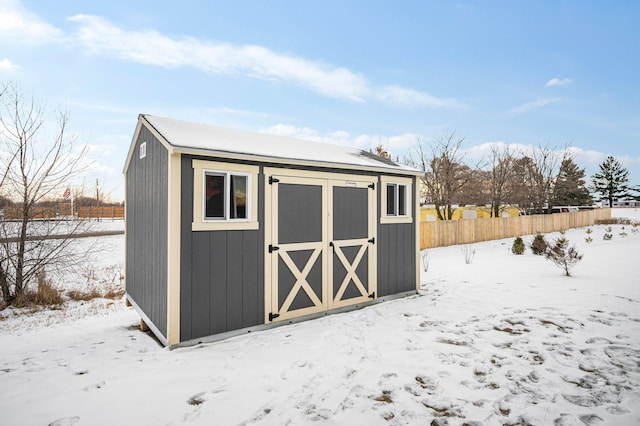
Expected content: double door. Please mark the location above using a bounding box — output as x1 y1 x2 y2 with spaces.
265 169 377 323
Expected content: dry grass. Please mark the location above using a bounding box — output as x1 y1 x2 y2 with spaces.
596 217 640 226
67 288 102 301
67 285 124 302
104 287 125 299
13 272 64 308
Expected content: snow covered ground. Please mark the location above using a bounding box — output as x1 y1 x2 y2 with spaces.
1 210 639 425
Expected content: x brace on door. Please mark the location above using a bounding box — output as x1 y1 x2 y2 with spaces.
277 244 324 314
331 239 371 302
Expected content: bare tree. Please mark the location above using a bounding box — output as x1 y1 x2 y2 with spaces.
0 84 90 306
509 156 537 213
485 143 515 217
457 168 487 206
512 144 570 214
412 131 474 220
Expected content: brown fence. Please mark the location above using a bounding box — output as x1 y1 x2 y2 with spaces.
77 206 124 220
420 208 612 250
1 204 124 221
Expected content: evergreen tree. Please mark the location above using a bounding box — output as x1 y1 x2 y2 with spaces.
591 156 632 207
553 158 592 206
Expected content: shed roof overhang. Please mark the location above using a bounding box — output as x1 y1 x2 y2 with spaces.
124 114 422 177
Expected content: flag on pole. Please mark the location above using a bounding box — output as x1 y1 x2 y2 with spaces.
63 187 71 199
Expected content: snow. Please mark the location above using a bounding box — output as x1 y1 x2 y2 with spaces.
142 114 418 173
1 209 639 425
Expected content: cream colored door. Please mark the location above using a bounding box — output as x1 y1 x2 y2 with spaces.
265 169 376 323
266 175 328 322
328 180 377 309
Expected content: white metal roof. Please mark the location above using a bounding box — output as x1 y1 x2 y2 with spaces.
140 114 419 175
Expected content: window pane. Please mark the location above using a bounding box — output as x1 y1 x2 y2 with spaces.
205 174 225 218
398 184 406 216
386 184 396 216
230 175 247 219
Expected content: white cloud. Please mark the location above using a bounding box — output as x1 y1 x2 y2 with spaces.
509 97 561 116
375 85 467 109
0 0 63 43
0 57 19 71
65 14 461 108
546 78 573 87
260 124 421 153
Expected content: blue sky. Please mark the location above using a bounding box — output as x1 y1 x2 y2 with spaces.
1 0 639 201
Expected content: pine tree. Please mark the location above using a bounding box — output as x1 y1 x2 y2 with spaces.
591 156 632 207
553 158 592 206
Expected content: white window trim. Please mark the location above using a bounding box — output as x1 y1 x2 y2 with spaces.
380 175 413 224
202 170 251 222
192 159 259 231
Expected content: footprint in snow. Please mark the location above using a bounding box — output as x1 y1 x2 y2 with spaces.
48 416 80 426
187 388 226 406
82 381 105 391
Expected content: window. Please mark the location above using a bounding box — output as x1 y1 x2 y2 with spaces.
386 183 407 217
139 142 147 159
204 172 248 220
380 176 413 224
193 160 259 231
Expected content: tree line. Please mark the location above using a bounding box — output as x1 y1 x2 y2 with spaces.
389 132 637 220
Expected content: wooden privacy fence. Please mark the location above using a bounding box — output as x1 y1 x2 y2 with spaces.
77 206 124 220
420 208 612 250
1 204 124 220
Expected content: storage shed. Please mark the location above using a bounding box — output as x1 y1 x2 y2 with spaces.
124 114 421 347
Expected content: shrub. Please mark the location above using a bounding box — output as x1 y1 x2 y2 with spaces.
512 237 525 255
585 236 593 244
530 234 547 255
545 237 583 276
603 232 613 241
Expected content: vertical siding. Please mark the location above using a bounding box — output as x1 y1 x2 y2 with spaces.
180 155 264 342
377 176 417 297
125 126 168 337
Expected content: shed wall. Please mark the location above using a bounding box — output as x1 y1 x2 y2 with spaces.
125 126 168 337
180 155 264 341
178 155 416 342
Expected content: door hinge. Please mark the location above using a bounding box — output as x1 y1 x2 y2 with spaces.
269 312 280 321
368 292 376 299
269 244 279 253
368 237 375 244
269 176 280 185
368 183 375 190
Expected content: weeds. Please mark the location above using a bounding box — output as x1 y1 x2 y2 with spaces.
461 245 476 264
596 217 640 226
13 272 64 308
67 288 103 302
420 251 430 272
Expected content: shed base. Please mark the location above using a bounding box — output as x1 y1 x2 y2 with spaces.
170 290 419 349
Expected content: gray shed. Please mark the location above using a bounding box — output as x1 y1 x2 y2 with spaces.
124 114 421 347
